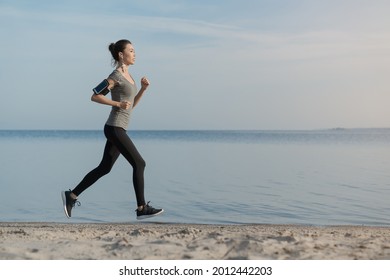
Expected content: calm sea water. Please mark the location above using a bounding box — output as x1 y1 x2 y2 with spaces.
1 129 389 226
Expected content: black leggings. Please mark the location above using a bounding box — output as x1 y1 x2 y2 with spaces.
72 125 146 207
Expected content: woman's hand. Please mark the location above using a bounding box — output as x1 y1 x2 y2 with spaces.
141 76 150 90
118 101 132 110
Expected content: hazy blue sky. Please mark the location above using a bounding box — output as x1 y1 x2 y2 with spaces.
1 0 389 130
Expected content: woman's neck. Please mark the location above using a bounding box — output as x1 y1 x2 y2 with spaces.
117 64 129 73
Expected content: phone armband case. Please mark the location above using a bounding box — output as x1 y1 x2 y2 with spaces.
93 79 110 95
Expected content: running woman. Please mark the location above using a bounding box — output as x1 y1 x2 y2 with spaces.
61 39 163 220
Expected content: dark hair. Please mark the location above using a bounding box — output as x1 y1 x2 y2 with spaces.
108 39 132 65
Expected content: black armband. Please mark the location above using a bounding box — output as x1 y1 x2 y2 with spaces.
92 79 110 95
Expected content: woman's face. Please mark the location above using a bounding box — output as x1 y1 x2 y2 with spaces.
121 44 135 65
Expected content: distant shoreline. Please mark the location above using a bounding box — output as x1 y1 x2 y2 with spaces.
1 127 390 132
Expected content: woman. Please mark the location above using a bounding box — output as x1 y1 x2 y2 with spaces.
61 39 163 220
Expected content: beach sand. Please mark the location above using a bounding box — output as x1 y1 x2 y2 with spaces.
0 223 389 260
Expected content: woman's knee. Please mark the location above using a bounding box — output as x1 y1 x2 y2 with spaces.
97 162 113 175
131 156 145 171
137 157 146 170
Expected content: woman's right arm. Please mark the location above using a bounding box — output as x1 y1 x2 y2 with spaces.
90 78 131 109
91 93 119 107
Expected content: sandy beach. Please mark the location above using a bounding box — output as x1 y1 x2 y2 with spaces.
0 222 389 260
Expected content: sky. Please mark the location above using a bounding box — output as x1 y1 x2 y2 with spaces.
0 0 389 130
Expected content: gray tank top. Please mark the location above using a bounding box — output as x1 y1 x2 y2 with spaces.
105 69 138 130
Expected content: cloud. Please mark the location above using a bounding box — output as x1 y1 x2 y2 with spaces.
1 1 390 130
3 3 388 59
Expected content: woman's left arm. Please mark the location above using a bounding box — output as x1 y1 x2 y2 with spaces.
133 77 150 108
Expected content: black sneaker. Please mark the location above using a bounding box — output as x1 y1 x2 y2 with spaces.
136 202 164 220
61 190 80 218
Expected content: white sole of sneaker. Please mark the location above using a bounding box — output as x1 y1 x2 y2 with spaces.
136 209 164 220
61 191 71 219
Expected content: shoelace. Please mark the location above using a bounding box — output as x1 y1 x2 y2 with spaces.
68 189 81 208
136 201 152 213
71 199 81 208
144 201 152 208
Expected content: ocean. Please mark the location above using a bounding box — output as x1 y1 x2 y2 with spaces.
1 129 389 226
